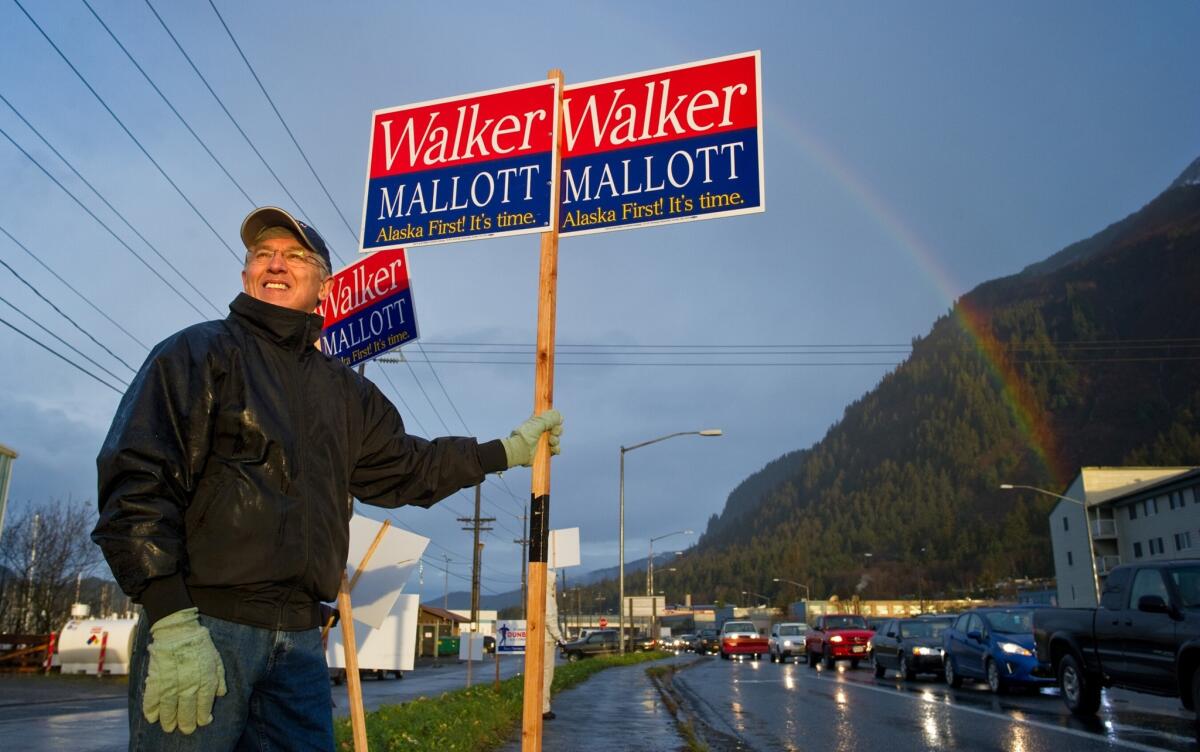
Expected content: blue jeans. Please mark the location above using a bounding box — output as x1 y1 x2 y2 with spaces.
129 613 333 751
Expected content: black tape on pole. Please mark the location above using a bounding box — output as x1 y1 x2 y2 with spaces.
529 494 549 563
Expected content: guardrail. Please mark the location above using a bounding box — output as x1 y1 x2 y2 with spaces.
0 633 52 673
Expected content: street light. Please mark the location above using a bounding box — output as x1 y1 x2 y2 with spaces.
742 590 770 607
648 530 692 597
773 578 810 600
1000 483 1101 604
619 429 721 653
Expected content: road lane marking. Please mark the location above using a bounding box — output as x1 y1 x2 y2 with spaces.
744 672 1180 752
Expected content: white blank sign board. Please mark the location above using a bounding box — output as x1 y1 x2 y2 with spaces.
548 527 580 568
328 594 419 672
345 515 429 628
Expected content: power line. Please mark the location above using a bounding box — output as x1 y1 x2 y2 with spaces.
398 359 907 367
373 366 431 436
415 342 473 433
403 358 453 434
207 0 361 251
416 336 1200 349
0 314 123 394
11 0 242 263
0 294 129 387
0 117 219 318
81 0 257 206
140 0 331 250
0 240 138 374
410 341 530 520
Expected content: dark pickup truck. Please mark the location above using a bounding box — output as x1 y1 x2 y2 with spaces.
559 629 619 661
1033 561 1200 732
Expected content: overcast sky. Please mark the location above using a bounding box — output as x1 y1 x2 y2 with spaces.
0 1 1197 603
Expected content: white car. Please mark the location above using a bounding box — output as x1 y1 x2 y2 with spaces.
769 622 809 663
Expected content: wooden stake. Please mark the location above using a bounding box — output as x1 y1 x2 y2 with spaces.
521 67 564 752
322 520 392 643
338 572 369 752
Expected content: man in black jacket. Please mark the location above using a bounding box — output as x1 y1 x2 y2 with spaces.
93 206 562 751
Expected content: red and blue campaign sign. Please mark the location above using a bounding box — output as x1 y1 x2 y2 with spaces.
318 250 417 367
360 80 560 250
559 51 763 236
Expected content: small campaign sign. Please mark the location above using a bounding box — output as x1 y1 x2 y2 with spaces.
361 80 560 250
318 249 417 367
496 619 527 654
559 51 763 236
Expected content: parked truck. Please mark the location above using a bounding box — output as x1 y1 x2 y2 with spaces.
1033 560 1200 738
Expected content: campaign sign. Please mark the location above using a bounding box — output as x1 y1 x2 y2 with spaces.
361 80 560 250
496 619 527 654
559 51 763 236
318 249 417 367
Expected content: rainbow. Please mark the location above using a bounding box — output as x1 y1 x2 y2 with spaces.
773 112 1064 484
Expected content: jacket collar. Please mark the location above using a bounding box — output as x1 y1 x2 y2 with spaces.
229 293 325 353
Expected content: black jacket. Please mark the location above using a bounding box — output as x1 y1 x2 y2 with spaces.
93 294 506 630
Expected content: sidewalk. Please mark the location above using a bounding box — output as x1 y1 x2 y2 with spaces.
499 655 689 752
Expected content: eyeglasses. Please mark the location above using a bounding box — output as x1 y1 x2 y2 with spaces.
247 247 320 268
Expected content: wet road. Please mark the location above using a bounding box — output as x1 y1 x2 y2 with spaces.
671 655 1198 751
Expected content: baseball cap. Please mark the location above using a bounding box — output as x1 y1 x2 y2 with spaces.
240 206 332 270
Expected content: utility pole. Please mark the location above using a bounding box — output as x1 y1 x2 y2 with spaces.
442 554 451 611
458 484 495 626
515 503 529 620
459 484 494 687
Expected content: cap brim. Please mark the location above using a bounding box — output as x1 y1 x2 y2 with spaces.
240 206 314 253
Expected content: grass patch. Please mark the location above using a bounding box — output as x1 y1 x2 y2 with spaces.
646 662 708 752
335 651 671 751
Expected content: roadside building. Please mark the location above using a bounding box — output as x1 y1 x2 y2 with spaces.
1049 466 1200 607
0 442 16 535
416 605 470 657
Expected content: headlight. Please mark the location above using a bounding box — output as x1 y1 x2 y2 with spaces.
783 640 793 646
913 646 937 656
830 635 844 643
999 642 1032 657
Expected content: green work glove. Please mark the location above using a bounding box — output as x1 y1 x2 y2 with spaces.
501 409 564 468
143 607 227 735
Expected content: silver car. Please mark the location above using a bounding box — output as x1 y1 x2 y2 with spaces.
769 622 809 663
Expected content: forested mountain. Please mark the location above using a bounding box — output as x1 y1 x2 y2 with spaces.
661 157 1200 605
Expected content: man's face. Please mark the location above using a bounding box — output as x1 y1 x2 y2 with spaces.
241 233 332 313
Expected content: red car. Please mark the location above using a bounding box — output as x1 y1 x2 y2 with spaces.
719 620 769 660
806 614 874 669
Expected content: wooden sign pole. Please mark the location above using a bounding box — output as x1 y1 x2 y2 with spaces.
338 572 369 752
520 67 564 752
331 518 391 752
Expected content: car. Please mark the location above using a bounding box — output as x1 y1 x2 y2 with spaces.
768 622 809 663
870 616 953 680
559 629 620 661
943 607 1052 693
672 634 697 652
631 634 657 651
720 620 769 660
693 628 721 655
805 614 874 669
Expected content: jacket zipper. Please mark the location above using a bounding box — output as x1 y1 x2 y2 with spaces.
274 345 311 631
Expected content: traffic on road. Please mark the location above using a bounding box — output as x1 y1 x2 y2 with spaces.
668 648 1198 751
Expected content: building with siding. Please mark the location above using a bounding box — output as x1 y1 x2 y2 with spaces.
1049 467 1200 607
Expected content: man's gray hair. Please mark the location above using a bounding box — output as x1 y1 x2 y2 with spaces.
244 226 332 279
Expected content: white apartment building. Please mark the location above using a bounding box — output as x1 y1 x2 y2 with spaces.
1048 466 1200 607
